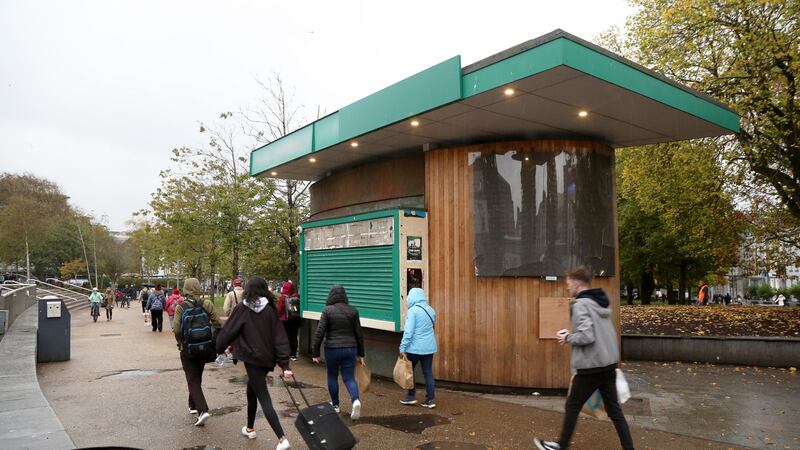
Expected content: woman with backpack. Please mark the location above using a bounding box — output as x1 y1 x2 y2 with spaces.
173 278 221 427
311 284 365 420
278 280 301 361
165 288 184 328
215 276 292 450
399 287 437 408
146 284 166 332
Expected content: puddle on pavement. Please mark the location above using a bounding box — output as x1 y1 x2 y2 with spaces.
97 368 181 380
622 397 651 416
354 414 451 434
209 405 241 416
415 443 489 450
228 375 321 390
181 446 222 450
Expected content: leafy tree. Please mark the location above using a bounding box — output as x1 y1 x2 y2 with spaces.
59 258 86 280
603 0 800 273
617 141 744 304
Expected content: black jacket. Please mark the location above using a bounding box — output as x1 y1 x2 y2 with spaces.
215 297 290 370
311 286 365 357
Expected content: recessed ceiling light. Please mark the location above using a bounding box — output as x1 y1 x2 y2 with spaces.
410 120 420 127
578 110 589 117
270 171 278 176
524 157 530 161
350 141 359 148
504 88 515 96
309 157 317 163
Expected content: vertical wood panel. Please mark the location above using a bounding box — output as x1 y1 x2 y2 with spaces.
425 140 619 389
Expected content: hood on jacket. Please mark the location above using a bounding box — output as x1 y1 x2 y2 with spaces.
245 296 269 313
326 285 348 306
183 278 202 296
576 288 611 308
407 288 428 307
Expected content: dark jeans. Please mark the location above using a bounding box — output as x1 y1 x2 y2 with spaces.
180 352 209 413
105 307 112 320
150 309 163 331
324 347 359 406
141 300 147 313
244 363 285 437
283 319 301 357
406 353 435 402
559 369 634 450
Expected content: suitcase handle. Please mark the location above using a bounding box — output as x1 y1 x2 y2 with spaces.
280 374 312 411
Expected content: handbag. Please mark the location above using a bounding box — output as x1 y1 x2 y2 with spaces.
355 357 372 393
616 368 631 404
393 354 414 390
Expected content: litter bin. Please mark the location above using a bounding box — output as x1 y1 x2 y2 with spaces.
37 295 71 362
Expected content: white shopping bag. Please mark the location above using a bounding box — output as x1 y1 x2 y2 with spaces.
616 368 631 404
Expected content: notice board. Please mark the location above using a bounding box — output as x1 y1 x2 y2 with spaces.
539 297 571 339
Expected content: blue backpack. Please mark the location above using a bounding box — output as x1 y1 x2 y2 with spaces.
180 299 215 362
150 292 165 310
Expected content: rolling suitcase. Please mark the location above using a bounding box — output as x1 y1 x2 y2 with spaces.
283 374 358 450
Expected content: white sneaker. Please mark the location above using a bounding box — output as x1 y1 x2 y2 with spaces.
275 437 290 450
533 437 561 450
350 399 361 420
194 411 211 426
241 426 256 439
188 408 198 415
329 402 340 413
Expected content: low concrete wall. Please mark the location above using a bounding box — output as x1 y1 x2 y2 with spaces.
622 334 800 367
0 305 74 449
0 285 37 334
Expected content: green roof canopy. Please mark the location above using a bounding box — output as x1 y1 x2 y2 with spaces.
251 29 739 181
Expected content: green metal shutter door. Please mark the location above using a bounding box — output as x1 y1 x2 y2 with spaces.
306 245 394 322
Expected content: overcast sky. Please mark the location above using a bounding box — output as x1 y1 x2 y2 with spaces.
0 0 633 231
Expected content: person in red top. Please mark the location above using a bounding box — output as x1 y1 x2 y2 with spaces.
165 288 184 328
698 280 709 306
277 280 301 361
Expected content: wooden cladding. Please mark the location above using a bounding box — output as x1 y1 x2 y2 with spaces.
310 154 424 216
425 140 620 389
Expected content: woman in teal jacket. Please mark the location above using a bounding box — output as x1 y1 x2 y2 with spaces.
398 288 437 408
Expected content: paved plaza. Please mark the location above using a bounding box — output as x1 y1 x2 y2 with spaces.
29 304 798 449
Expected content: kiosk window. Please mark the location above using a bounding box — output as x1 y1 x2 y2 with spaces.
470 146 615 277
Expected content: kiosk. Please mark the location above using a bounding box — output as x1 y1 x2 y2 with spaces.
250 29 739 389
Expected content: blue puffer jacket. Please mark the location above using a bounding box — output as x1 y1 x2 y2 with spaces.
399 288 437 355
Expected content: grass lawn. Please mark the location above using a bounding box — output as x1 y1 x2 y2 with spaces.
621 305 800 337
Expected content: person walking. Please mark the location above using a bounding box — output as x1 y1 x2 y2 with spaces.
398 288 438 408
139 286 150 314
311 285 364 420
223 278 244 316
698 280 709 306
216 276 292 450
88 287 103 319
103 287 115 321
166 288 184 328
278 280 301 360
534 266 634 450
146 284 166 332
173 278 221 427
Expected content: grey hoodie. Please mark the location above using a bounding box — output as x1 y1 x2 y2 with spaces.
565 288 619 374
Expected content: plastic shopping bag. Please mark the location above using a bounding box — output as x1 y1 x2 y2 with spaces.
616 368 631 404
581 389 608 419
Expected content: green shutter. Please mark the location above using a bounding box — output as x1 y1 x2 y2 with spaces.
305 245 395 322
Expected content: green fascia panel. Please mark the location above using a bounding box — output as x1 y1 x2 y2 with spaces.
313 112 340 150
559 39 740 133
461 39 565 97
250 124 313 176
301 208 398 230
337 56 462 143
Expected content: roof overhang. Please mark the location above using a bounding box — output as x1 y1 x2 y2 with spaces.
251 29 739 181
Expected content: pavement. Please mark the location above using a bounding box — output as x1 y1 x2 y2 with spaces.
33 303 799 450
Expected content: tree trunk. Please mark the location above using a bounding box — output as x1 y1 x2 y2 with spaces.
679 260 688 305
665 275 676 304
626 284 634 305
640 270 654 305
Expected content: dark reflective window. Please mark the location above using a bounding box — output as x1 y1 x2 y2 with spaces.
471 145 615 277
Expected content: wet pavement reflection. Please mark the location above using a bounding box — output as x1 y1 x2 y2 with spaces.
353 413 452 434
